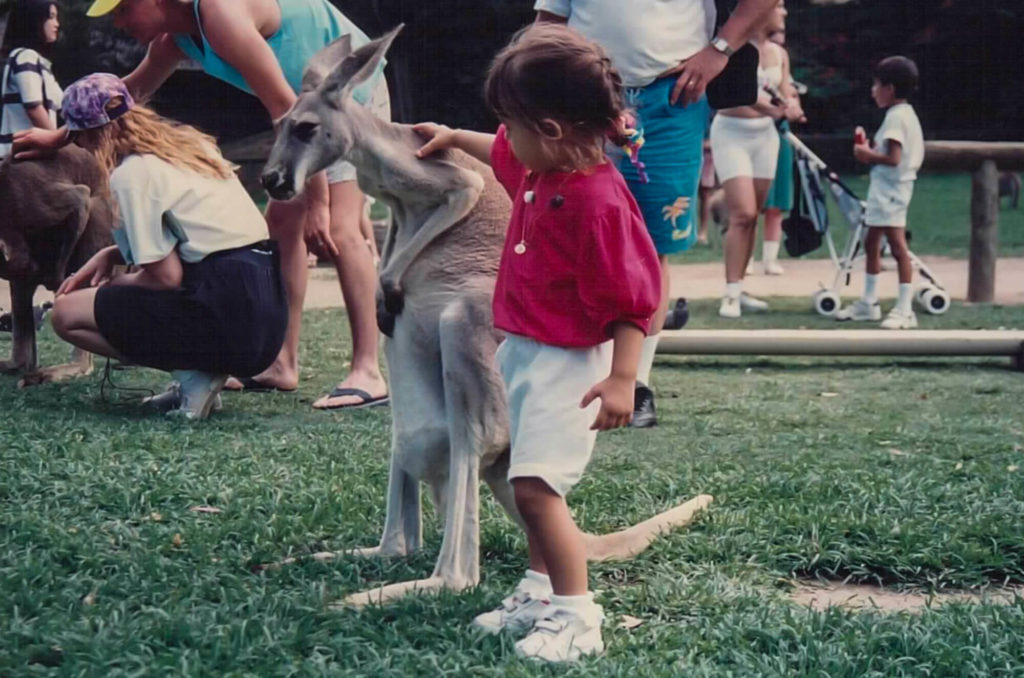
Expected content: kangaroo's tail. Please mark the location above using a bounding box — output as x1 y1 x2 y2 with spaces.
582 494 713 562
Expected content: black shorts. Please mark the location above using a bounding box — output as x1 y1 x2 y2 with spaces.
94 242 287 376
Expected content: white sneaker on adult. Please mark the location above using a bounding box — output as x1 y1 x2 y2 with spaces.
739 292 769 312
719 295 741 318
166 370 228 420
763 259 785 276
835 299 882 322
514 602 605 663
472 577 552 635
880 307 918 330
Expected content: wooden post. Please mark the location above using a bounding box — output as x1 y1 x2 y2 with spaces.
968 159 998 303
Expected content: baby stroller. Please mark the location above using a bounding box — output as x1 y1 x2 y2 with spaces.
782 131 950 317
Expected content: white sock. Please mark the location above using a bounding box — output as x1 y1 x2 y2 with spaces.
762 240 780 263
550 592 596 613
897 283 913 314
863 274 879 303
636 334 659 387
524 569 553 592
725 282 742 300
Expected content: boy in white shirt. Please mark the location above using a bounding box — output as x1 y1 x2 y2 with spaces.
837 56 924 329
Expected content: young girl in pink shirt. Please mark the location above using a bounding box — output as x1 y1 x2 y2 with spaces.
414 23 660 663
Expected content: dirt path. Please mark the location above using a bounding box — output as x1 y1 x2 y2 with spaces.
3 256 1022 312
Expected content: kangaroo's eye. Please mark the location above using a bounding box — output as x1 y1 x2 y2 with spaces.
293 121 319 143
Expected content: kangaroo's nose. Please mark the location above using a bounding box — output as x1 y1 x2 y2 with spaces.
261 168 284 191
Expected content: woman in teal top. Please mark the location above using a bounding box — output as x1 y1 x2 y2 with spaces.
15 0 391 410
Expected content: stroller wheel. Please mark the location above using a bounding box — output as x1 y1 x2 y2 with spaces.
813 290 840 317
921 287 951 315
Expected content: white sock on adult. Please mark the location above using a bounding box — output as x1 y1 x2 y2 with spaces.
897 282 913 314
762 240 780 263
636 334 659 387
725 281 742 300
863 274 879 304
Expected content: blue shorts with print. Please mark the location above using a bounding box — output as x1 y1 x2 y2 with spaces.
616 78 710 255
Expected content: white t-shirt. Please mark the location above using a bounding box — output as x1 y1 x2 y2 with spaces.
110 153 268 265
870 102 924 186
0 48 63 157
533 0 716 88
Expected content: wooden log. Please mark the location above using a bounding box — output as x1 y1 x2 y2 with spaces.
923 141 1024 172
968 159 999 303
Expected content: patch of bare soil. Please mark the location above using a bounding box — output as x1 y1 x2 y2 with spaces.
791 582 1023 613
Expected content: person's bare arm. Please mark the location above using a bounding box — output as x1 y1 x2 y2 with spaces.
854 138 901 167
109 250 184 290
122 34 185 102
671 0 779 106
23 103 56 130
535 10 568 24
413 124 495 166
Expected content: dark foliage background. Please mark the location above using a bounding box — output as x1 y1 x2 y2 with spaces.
2 0 1022 145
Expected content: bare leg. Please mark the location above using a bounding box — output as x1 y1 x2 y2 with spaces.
763 207 783 243
225 198 307 391
651 255 670 334
50 288 125 360
722 177 760 284
697 186 712 245
313 181 387 409
883 228 913 283
864 227 884 275
514 477 588 596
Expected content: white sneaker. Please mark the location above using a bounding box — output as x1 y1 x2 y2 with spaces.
880 307 918 330
835 299 882 322
719 295 741 318
763 259 785 276
514 601 605 663
739 292 769 312
472 578 552 635
165 370 228 420
143 382 223 414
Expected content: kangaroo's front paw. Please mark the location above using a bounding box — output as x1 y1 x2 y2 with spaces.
376 288 396 338
380 278 405 315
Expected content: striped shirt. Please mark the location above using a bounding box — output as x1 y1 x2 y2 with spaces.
1 48 63 157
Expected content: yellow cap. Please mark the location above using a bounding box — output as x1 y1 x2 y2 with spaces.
86 0 123 18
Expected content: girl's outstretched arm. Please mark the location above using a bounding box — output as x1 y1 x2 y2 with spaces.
413 123 495 166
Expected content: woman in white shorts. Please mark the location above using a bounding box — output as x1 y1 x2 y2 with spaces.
710 0 797 319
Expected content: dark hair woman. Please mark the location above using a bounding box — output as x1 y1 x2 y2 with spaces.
1 0 62 157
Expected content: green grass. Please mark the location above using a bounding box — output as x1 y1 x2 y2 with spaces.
2 302 1024 676
672 172 1024 264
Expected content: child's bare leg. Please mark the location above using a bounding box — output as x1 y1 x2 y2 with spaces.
883 228 913 283
515 477 587 595
864 226 884 275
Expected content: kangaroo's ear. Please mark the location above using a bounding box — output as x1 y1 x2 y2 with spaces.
321 24 403 100
302 34 353 92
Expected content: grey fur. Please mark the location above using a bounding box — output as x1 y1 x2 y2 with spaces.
263 27 712 606
0 146 113 385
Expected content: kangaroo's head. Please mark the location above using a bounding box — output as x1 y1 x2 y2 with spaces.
261 25 402 201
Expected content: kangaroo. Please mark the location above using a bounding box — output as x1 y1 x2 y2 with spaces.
261 26 712 606
0 146 113 386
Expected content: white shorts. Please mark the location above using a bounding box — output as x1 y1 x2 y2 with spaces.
324 78 392 185
864 179 914 227
496 334 613 497
709 115 780 182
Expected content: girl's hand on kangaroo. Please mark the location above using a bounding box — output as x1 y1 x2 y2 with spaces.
413 123 458 158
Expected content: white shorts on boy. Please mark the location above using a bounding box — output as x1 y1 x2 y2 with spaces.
864 178 914 228
497 334 613 496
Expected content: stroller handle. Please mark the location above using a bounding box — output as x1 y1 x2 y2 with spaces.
785 131 829 171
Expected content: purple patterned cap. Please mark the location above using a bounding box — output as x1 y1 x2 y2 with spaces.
62 73 135 131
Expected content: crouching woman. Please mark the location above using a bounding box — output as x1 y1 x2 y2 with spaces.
51 73 286 419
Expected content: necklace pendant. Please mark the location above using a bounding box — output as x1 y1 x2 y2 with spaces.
524 190 535 204
514 242 526 255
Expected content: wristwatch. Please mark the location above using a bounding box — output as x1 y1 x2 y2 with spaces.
710 36 735 57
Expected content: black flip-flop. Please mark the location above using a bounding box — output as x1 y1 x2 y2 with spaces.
228 376 296 393
318 387 390 410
